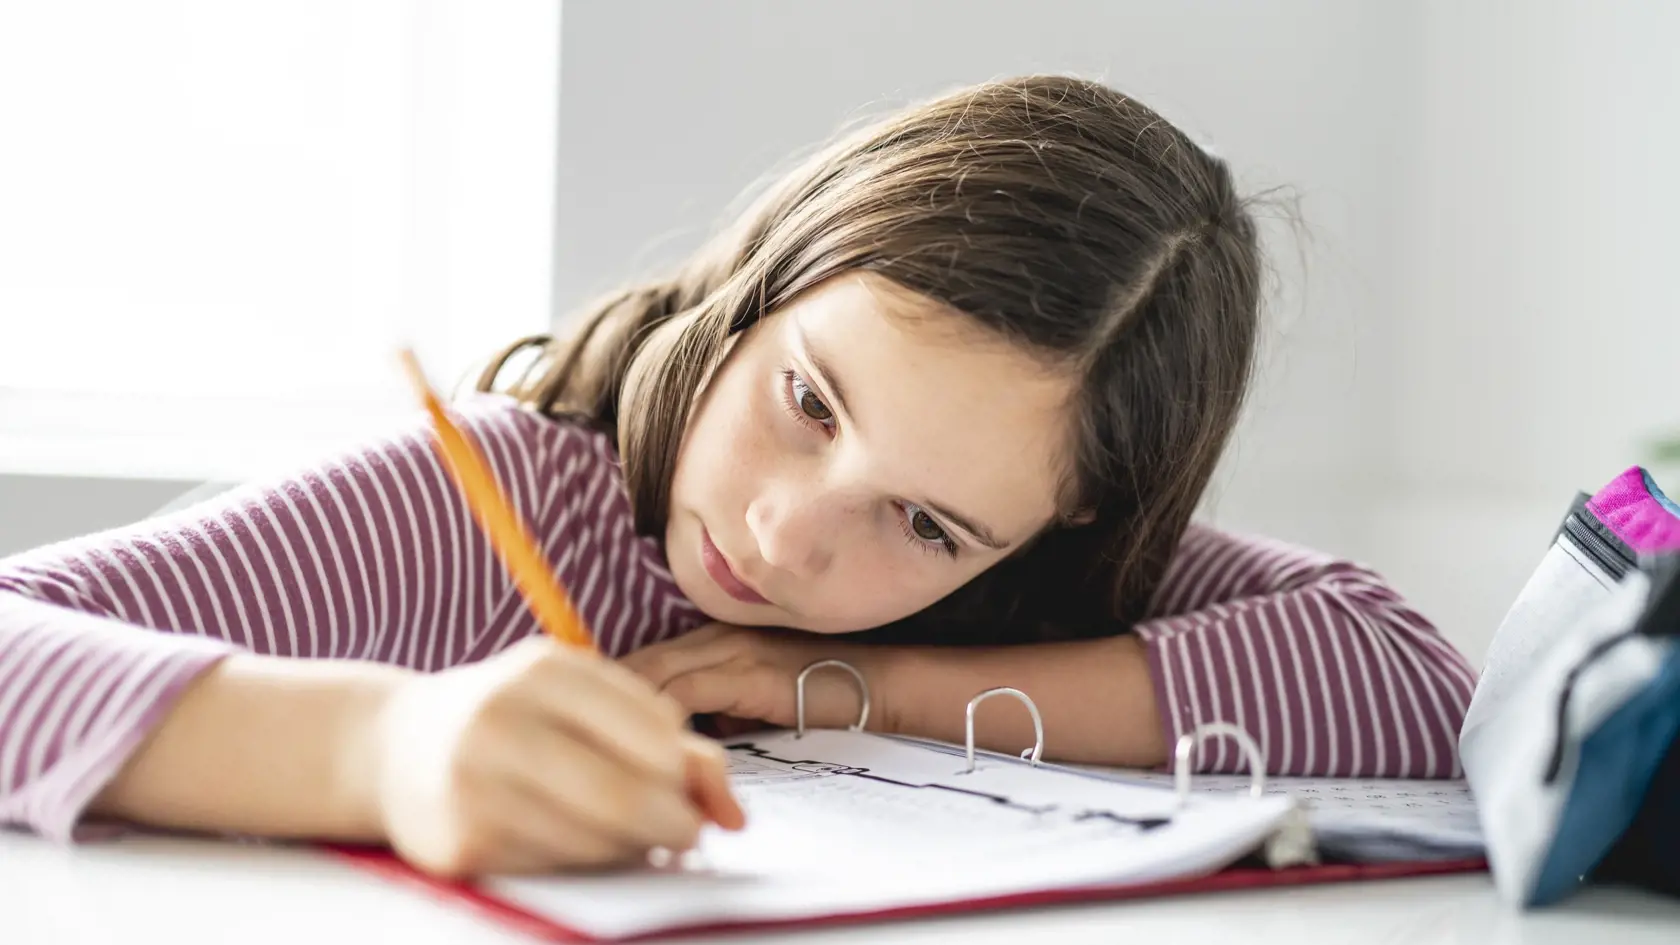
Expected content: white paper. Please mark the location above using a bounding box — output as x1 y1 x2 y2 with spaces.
482 729 1294 940
1100 769 1483 860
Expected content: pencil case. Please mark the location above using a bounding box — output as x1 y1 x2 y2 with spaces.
1459 466 1680 906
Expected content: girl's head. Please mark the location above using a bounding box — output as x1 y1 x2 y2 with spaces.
487 75 1262 642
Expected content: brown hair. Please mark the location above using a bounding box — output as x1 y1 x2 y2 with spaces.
479 75 1262 644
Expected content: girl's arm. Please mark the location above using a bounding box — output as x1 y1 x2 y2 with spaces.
0 395 699 842
84 638 740 876
1131 524 1478 777
887 525 1478 777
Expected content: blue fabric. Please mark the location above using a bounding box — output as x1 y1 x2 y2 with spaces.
1645 470 1680 519
1530 641 1680 905
1599 733 1680 895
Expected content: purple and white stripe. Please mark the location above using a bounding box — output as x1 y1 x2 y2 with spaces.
1139 525 1478 778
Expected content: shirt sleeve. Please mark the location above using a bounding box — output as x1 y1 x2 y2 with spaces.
1134 524 1479 778
0 395 579 841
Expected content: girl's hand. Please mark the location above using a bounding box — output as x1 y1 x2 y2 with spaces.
620 623 894 734
370 635 745 878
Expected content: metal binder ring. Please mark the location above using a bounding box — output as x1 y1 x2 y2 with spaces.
794 659 870 737
964 687 1045 773
1173 722 1267 808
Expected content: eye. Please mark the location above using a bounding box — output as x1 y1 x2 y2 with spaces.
780 370 836 431
900 503 958 558
790 373 834 423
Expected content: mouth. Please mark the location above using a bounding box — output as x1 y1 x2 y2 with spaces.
699 527 770 606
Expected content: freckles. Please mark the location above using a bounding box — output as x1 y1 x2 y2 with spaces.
692 366 749 447
721 400 768 464
847 556 925 613
689 378 775 490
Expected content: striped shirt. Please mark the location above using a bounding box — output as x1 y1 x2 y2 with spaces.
0 393 1479 842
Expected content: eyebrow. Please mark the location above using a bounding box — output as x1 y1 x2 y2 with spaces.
791 320 1010 552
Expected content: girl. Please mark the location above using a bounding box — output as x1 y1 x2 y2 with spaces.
0 76 1478 877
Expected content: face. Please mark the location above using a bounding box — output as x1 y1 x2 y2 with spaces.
663 272 1077 634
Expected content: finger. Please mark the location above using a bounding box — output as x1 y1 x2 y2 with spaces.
618 625 746 689
456 825 577 877
661 666 751 717
401 835 554 880
487 782 648 873
498 721 705 852
664 662 797 727
682 733 746 831
509 635 689 732
477 842 558 876
552 643 691 728
522 652 692 785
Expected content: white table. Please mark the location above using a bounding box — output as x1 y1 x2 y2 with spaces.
8 832 1680 945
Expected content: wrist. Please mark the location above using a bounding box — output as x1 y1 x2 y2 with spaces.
864 643 925 737
335 663 410 841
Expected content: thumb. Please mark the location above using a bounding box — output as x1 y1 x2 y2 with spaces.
681 733 745 831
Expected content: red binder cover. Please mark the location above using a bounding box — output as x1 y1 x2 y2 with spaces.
327 845 1488 943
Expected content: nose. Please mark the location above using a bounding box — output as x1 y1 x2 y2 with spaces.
745 478 841 578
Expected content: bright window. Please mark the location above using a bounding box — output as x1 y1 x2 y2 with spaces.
0 0 559 481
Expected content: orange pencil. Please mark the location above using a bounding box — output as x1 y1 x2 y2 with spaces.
398 348 747 834
396 348 597 653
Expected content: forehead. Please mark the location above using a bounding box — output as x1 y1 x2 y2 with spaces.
780 273 1076 537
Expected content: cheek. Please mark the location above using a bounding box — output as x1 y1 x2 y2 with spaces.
800 555 984 633
675 367 774 504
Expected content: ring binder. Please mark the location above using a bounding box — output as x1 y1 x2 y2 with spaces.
1171 723 1315 868
1173 721 1268 808
794 659 870 737
339 671 1483 939
964 687 1045 773
788 669 1269 825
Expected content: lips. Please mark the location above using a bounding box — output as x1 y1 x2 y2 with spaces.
700 527 769 606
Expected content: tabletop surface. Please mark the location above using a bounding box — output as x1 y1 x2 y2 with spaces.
8 831 1680 945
